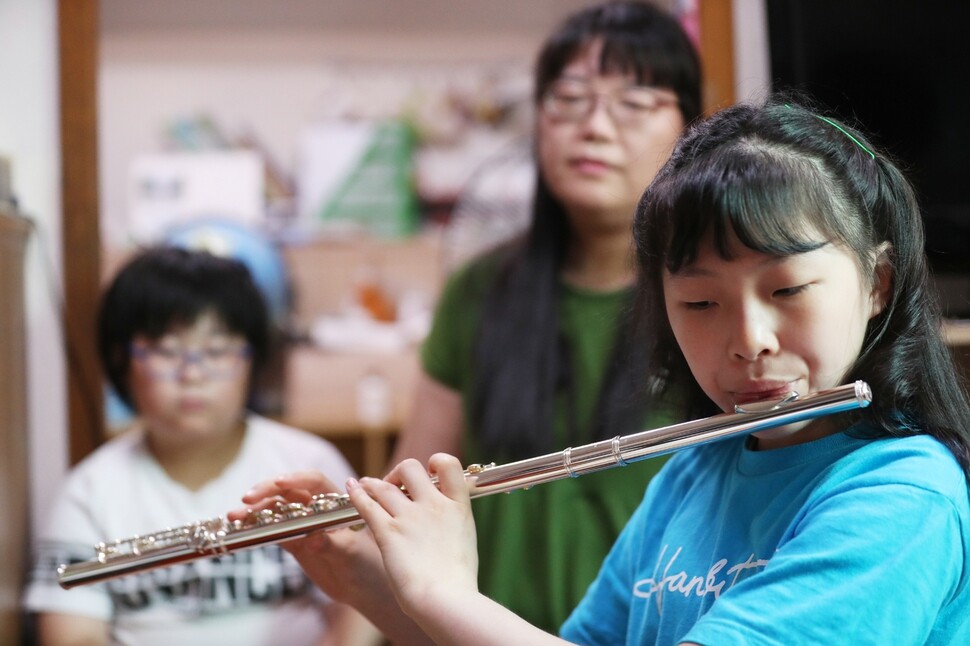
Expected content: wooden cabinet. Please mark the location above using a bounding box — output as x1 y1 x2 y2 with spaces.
0 208 32 643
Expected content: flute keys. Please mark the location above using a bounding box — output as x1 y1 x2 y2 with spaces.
310 493 350 513
255 509 278 526
95 541 116 563
279 502 310 519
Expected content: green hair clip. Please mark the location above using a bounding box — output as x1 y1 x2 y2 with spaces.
815 115 877 160
783 104 876 160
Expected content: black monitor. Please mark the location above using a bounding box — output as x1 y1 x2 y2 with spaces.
767 0 970 316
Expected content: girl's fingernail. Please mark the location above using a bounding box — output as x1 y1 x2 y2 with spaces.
346 477 360 491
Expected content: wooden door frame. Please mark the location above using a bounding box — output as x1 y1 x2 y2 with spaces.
698 0 736 112
59 0 103 465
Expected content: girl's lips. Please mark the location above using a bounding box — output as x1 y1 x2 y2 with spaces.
732 384 797 406
570 157 613 175
179 397 209 412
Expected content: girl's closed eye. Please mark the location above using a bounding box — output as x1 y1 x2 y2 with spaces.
148 339 181 358
684 300 716 311
772 284 811 298
155 346 181 360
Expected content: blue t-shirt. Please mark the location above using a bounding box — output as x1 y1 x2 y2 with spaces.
560 429 970 645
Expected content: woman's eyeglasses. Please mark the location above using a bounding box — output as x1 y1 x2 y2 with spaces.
542 79 678 126
130 343 251 380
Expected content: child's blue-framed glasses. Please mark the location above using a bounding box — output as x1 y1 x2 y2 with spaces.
130 343 252 380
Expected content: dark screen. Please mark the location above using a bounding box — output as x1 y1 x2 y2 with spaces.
767 0 970 276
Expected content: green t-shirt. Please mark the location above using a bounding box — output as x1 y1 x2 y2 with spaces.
421 253 675 633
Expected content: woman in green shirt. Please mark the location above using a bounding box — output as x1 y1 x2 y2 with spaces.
388 1 703 632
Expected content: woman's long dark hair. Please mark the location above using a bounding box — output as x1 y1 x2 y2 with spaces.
472 1 702 458
634 97 970 476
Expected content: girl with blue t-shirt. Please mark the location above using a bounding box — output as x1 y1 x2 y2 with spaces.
240 98 970 645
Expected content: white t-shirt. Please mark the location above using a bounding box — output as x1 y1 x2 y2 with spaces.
24 415 356 646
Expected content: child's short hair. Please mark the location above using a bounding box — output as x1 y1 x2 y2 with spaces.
97 246 271 409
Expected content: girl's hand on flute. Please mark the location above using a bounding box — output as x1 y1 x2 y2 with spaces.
350 454 569 646
230 472 387 608
235 469 338 512
230 471 436 646
348 453 478 622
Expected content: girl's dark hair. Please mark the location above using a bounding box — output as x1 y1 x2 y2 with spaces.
634 96 970 475
473 1 702 458
98 246 271 410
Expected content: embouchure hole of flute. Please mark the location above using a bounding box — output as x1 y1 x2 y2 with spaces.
57 380 872 589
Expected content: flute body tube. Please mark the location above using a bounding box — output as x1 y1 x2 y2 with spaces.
57 380 872 589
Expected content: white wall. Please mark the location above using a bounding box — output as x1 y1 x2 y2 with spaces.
0 0 68 536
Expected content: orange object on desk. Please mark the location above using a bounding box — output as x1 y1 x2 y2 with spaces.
357 282 397 322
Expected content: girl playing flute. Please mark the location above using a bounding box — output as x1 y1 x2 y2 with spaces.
239 97 970 644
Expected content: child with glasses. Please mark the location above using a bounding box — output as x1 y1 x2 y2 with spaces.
24 246 364 646
239 98 970 644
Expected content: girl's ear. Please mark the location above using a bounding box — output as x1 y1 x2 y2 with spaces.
868 243 893 319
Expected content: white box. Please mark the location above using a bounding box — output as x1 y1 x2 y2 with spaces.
127 151 264 242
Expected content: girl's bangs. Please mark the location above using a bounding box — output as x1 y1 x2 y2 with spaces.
663 148 838 272
538 31 661 96
136 283 212 339
598 36 661 86
136 272 250 342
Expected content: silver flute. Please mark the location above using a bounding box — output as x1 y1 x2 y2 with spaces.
58 380 872 589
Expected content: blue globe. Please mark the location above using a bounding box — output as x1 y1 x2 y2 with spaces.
164 218 290 327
